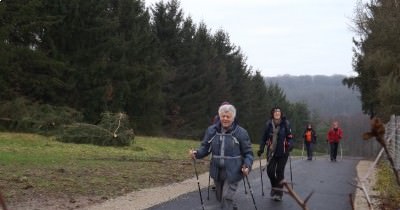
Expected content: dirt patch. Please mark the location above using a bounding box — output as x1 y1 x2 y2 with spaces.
8 195 100 210
3 160 208 210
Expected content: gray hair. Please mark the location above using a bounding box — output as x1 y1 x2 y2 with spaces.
218 104 236 119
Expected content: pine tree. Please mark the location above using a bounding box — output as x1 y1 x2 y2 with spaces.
0 0 70 104
344 0 400 120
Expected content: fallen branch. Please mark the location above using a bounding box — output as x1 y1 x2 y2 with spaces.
349 193 354 210
275 180 314 210
113 113 123 138
348 181 372 209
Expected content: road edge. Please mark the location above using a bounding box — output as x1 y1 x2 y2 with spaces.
353 160 379 209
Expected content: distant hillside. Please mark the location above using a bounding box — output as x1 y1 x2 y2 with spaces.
264 75 363 118
264 75 380 158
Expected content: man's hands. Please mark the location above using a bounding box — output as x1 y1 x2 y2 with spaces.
189 149 197 160
241 165 250 176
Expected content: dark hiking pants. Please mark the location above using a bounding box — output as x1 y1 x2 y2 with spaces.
330 142 339 160
305 142 313 159
267 154 288 196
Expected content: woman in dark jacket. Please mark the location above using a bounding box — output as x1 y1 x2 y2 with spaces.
257 106 294 201
190 103 253 210
303 123 317 160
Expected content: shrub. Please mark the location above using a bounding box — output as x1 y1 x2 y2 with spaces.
57 112 135 146
0 97 82 134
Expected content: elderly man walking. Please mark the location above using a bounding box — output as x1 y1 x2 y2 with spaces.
190 103 254 210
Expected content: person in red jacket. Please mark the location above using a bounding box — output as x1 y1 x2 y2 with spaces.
326 121 343 161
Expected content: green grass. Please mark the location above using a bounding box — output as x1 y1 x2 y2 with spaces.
0 133 200 165
0 132 209 205
374 161 400 209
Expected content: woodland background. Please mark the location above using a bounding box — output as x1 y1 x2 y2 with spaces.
0 0 399 156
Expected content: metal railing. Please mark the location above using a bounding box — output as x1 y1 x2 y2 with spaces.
386 115 400 170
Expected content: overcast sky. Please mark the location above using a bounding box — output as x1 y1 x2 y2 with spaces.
145 0 362 77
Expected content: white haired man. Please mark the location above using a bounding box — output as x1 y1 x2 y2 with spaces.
190 103 254 210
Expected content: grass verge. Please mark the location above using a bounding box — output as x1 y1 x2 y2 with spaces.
0 132 209 208
375 161 400 209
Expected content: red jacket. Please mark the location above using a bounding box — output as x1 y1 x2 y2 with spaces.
327 128 343 143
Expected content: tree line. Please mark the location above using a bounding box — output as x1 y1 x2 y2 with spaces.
344 0 400 121
266 75 363 118
0 0 309 141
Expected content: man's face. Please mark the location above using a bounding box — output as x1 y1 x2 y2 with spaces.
273 109 281 120
333 122 338 128
220 112 234 128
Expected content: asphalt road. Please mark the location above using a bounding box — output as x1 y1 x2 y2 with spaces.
146 156 360 210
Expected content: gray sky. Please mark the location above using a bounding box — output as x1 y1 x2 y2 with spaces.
145 0 361 77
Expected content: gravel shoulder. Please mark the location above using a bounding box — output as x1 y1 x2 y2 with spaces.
353 160 379 210
80 158 378 210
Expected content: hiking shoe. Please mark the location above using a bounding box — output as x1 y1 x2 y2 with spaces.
270 189 276 197
271 194 277 200
273 195 283 201
276 195 283 201
271 195 282 201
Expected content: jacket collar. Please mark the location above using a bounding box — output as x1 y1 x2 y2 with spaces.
216 121 237 133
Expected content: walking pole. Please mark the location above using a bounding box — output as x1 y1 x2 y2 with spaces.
245 176 258 210
207 153 215 200
327 141 330 160
207 174 210 200
340 143 343 161
207 154 214 200
289 154 293 189
259 155 264 196
263 151 268 172
243 177 248 194
193 159 205 210
313 143 317 160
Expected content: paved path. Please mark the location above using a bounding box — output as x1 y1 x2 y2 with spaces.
147 156 360 210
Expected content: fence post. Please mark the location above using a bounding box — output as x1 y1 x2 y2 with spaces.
387 116 395 167
395 115 400 170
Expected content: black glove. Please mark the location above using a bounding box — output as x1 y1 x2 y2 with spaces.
257 150 263 157
288 143 294 152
